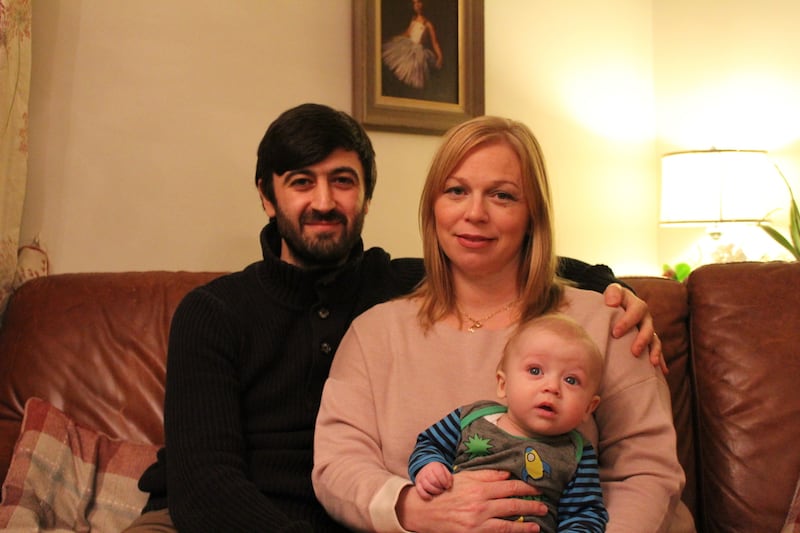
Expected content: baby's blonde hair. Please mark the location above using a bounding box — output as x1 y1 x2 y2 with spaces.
499 313 604 393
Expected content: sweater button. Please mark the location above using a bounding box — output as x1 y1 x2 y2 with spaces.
317 307 330 319
320 342 333 355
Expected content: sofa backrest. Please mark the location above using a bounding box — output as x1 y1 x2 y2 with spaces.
686 261 800 533
0 271 223 483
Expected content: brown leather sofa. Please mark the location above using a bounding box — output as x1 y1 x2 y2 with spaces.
0 262 798 532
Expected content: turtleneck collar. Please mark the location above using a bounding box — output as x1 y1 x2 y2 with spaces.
256 222 366 306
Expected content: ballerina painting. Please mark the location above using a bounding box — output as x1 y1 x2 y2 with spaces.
381 0 443 90
353 0 483 134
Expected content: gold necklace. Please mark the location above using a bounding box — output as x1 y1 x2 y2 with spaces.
457 300 517 333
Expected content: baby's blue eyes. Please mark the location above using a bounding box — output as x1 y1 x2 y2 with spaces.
527 368 580 385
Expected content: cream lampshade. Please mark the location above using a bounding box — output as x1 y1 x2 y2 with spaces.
659 149 784 237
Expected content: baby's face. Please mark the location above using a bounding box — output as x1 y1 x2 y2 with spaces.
496 328 601 437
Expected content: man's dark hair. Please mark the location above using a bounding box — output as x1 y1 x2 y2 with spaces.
255 103 377 203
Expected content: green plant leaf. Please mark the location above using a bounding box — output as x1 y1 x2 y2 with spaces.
790 197 800 253
760 222 800 260
674 262 691 282
759 163 800 260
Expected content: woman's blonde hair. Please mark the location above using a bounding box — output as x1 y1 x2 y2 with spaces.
413 115 565 330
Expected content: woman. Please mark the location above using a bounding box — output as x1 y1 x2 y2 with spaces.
313 116 692 532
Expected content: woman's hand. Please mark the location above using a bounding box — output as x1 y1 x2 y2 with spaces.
397 470 545 533
603 283 668 374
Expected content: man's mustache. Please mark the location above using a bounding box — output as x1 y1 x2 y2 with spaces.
301 210 348 225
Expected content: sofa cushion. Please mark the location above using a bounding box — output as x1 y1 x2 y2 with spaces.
0 397 157 532
688 261 800 533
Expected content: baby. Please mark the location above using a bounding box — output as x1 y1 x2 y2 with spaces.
408 313 608 532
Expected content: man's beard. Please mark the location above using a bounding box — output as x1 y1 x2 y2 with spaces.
274 206 366 269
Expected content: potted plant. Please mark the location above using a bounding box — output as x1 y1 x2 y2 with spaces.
759 165 800 260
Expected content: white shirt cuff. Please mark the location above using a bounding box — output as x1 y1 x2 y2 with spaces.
369 475 414 533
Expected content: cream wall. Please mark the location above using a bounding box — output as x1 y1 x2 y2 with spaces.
486 2 657 275
21 1 800 276
25 1 359 273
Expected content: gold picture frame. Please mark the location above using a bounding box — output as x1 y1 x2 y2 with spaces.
353 0 485 135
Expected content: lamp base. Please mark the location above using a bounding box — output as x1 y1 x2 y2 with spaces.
708 241 747 263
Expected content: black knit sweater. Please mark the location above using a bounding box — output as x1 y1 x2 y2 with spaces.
138 223 621 532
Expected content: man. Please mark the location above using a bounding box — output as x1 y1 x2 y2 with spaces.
125 103 660 532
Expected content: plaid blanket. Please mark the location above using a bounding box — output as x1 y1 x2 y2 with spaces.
0 398 157 532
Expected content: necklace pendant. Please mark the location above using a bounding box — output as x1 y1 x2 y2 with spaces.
458 299 517 334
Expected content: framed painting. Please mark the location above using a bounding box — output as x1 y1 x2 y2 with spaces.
352 0 485 135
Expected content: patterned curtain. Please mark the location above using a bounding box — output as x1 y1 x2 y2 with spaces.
0 0 32 314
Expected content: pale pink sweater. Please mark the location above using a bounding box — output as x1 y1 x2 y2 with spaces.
313 287 692 532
